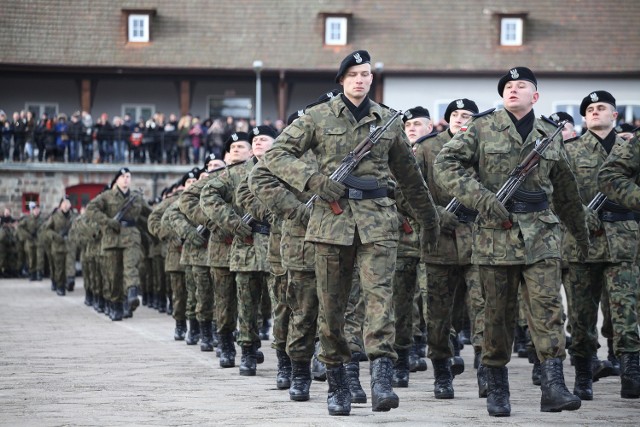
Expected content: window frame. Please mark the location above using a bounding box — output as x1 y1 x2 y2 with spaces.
324 16 348 46
24 102 58 119
207 95 253 120
122 104 156 123
128 14 150 43
500 16 524 46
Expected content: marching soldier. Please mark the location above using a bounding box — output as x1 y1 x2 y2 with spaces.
262 50 439 415
434 67 588 416
44 196 75 296
18 201 45 281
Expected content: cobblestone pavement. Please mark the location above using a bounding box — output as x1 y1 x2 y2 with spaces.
0 278 637 426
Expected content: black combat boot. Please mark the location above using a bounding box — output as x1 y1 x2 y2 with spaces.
276 350 292 389
96 296 105 313
344 351 367 404
200 320 214 352
35 270 43 281
29 272 37 281
573 355 593 400
415 334 427 358
157 294 167 313
289 360 312 401
219 332 236 368
311 341 327 381
432 358 454 399
392 348 410 388
111 302 123 322
608 338 621 376
126 286 140 312
619 352 640 398
122 299 132 319
477 364 488 398
450 334 465 377
370 357 399 412
540 357 581 412
56 285 66 296
256 344 265 364
239 345 257 376
259 318 270 341
186 319 200 345
513 325 528 358
474 350 481 370
84 290 93 306
326 364 351 416
409 342 428 372
66 277 75 292
51 281 57 292
592 354 615 382
529 348 541 386
486 366 510 417
211 320 219 347
174 320 187 341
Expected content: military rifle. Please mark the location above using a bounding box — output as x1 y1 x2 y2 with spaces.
493 119 567 229
587 192 607 213
113 189 142 223
305 110 404 215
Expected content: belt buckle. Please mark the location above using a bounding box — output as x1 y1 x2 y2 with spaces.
348 188 363 200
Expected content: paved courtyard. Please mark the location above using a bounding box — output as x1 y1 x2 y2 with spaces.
0 278 637 426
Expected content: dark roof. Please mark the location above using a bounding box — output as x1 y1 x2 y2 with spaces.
1 0 639 76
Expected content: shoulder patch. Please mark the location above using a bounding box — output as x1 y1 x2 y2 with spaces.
472 108 495 119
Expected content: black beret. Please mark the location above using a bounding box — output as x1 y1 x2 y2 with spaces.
403 106 431 123
287 110 305 126
615 123 635 133
224 131 250 153
204 153 217 169
335 50 371 83
497 66 537 95
250 125 278 140
110 167 131 188
444 99 479 123
579 90 616 117
550 112 575 126
180 167 201 186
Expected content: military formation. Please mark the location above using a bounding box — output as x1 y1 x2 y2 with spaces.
5 50 640 418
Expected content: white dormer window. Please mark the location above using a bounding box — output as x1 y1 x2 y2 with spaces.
500 17 523 46
325 16 347 46
128 14 149 42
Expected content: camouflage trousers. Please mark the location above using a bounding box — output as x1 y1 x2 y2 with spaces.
169 271 186 321
600 285 614 340
211 266 237 335
65 241 77 279
412 262 428 339
315 237 398 367
184 266 197 320
565 262 640 357
139 256 151 298
393 257 420 351
259 279 271 327
82 255 97 297
151 256 167 300
25 242 44 274
480 259 566 367
102 249 124 302
236 271 268 347
269 263 290 352
193 264 214 323
51 251 67 290
344 264 364 354
286 269 318 362
103 246 141 301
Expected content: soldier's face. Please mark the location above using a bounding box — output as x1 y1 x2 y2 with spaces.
502 81 538 115
116 173 131 191
585 103 617 132
340 64 373 103
448 110 474 134
251 135 274 159
184 178 197 189
561 123 577 141
228 141 252 164
404 118 432 144
60 200 71 212
206 159 225 171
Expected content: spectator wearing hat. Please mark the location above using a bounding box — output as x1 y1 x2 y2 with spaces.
434 66 588 416
564 90 640 401
262 49 439 415
86 168 152 321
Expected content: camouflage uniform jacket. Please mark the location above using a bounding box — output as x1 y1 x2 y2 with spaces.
183 172 233 268
262 95 439 246
395 189 421 259
18 214 44 248
85 187 151 251
160 202 187 272
148 193 183 273
415 130 473 265
201 159 269 272
167 198 208 268
249 157 316 272
434 109 588 266
564 131 638 263
70 212 101 260
45 209 76 253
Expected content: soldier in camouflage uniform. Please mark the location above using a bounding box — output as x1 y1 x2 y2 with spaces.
561 91 637 400
149 184 187 338
71 203 103 310
262 50 439 415
434 67 589 416
597 123 640 399
200 133 254 369
413 99 486 399
85 168 152 321
18 202 44 281
44 196 76 296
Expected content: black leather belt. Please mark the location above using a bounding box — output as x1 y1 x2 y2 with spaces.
251 223 270 235
456 205 478 223
506 189 548 213
343 187 388 200
599 200 635 222
120 219 136 227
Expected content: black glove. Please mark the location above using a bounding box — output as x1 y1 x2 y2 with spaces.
288 204 311 227
186 228 206 247
439 210 459 234
306 173 346 203
106 218 121 233
475 191 510 222
233 220 252 239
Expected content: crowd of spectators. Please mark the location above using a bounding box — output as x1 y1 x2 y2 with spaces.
0 109 286 165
